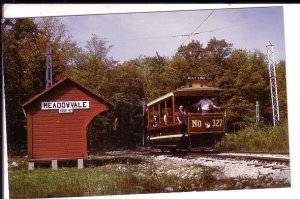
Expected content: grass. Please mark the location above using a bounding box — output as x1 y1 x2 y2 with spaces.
6 154 238 198
8 153 290 198
222 122 289 153
8 162 218 198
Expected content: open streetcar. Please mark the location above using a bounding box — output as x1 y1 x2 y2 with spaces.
146 77 226 152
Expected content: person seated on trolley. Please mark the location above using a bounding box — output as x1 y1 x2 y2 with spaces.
152 115 160 127
163 110 169 125
197 94 220 113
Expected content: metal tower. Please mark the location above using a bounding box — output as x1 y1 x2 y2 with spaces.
266 41 280 127
45 44 53 89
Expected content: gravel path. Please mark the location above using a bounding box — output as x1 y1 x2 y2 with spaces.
150 155 290 183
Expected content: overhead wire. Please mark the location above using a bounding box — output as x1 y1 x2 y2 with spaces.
178 10 215 48
107 20 253 43
170 9 215 56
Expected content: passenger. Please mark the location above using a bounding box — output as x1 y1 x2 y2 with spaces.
177 105 188 133
163 110 169 125
143 107 149 141
197 94 220 113
152 115 160 128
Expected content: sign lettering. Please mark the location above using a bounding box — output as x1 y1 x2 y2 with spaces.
41 101 90 114
191 120 202 127
212 119 223 127
187 76 207 81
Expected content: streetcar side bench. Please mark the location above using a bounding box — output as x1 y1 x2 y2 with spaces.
28 157 84 170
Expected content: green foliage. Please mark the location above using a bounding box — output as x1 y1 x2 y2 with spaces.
8 161 221 198
276 61 288 121
110 61 145 100
2 18 77 155
87 103 142 153
222 122 289 153
67 35 144 153
219 50 272 131
68 34 113 96
132 53 169 101
163 56 192 90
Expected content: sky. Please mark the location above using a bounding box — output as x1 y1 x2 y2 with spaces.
55 6 285 63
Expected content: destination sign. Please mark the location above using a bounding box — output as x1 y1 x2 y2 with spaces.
187 76 207 81
41 101 90 113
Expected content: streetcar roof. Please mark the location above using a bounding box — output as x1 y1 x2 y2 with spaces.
147 85 223 107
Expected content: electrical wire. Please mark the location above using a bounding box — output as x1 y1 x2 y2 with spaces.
179 10 215 48
170 9 215 56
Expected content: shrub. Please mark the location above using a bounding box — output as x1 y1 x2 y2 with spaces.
222 122 289 153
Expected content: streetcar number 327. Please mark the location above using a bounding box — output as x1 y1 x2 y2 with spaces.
212 119 223 127
191 119 223 127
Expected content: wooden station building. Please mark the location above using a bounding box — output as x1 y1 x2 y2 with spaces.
22 77 115 169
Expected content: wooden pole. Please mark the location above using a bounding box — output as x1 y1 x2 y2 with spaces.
147 106 150 127
164 100 167 125
158 103 161 122
172 96 176 123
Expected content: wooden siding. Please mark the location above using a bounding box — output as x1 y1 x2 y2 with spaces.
26 81 109 160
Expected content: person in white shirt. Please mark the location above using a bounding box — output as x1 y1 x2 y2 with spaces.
197 94 220 113
163 110 169 125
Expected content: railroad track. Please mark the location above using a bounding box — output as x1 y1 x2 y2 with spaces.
186 152 290 164
140 147 290 167
145 149 290 171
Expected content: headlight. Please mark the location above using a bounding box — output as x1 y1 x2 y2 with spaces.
205 122 211 129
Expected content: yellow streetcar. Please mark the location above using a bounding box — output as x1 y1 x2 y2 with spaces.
146 76 226 152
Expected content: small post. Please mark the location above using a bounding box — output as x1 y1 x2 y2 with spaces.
28 162 34 170
142 103 146 146
78 159 84 169
52 160 58 170
256 101 260 125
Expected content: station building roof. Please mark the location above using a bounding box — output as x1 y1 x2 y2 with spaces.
22 76 116 109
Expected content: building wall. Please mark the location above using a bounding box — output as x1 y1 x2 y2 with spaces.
26 81 108 160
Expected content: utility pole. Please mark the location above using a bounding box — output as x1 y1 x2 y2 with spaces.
45 44 53 89
266 41 280 127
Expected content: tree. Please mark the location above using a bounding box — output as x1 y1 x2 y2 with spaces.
68 34 144 150
219 49 271 131
134 53 169 101
3 19 41 154
162 56 190 90
173 38 233 87
176 40 205 68
204 38 233 86
276 60 288 122
37 17 77 81
110 61 145 100
69 34 114 96
2 17 77 154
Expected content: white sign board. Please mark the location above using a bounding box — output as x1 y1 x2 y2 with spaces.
41 101 90 113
